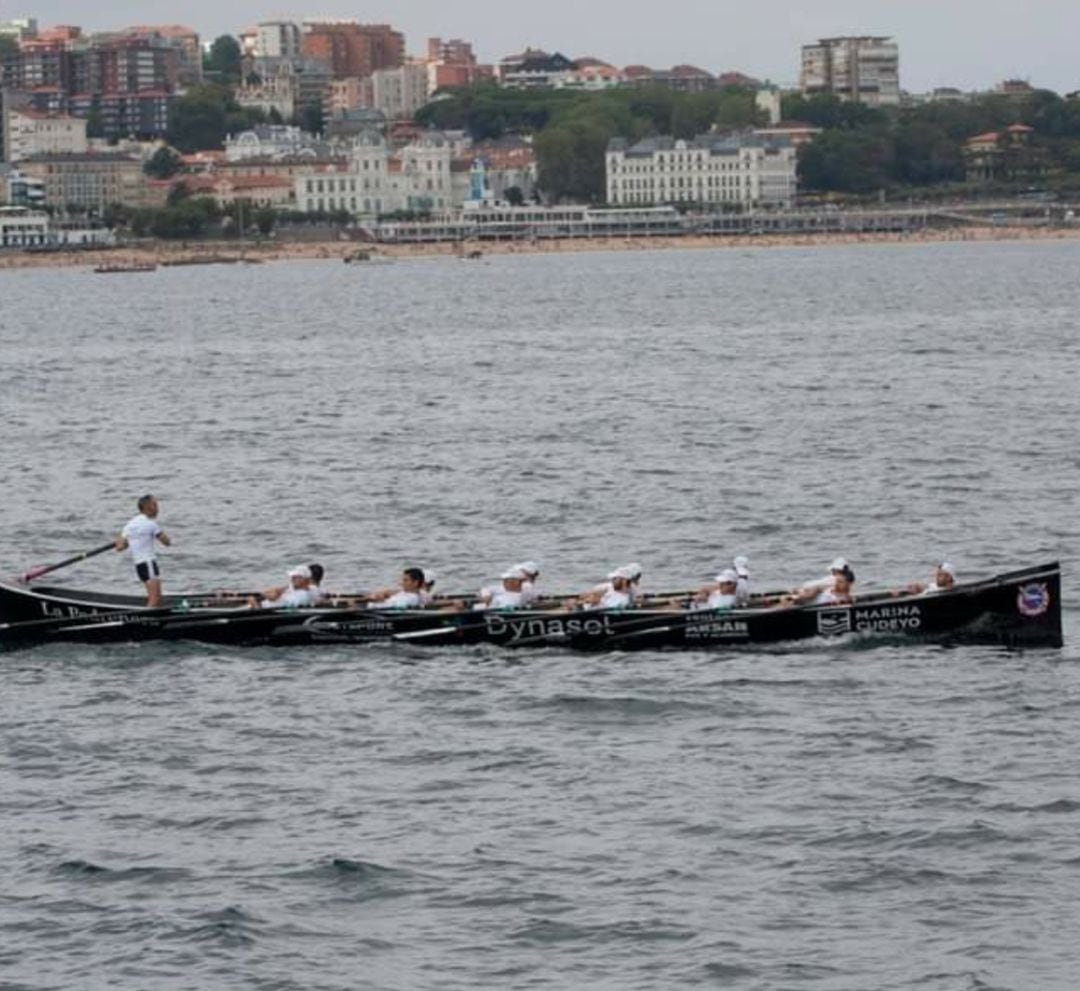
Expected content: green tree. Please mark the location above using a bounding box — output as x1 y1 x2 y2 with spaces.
144 146 183 179
504 185 525 206
798 129 894 193
0 35 19 59
254 207 276 235
204 35 242 84
297 101 325 136
167 85 264 151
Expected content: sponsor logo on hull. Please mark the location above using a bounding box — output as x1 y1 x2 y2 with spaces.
684 615 750 641
1017 583 1050 617
485 613 613 642
817 610 852 636
853 603 922 633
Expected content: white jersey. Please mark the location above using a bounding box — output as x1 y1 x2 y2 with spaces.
734 577 751 607
418 589 435 607
706 591 738 610
920 582 949 596
372 590 421 610
476 588 524 611
597 587 632 610
122 513 162 565
265 586 318 609
520 581 540 606
811 588 844 606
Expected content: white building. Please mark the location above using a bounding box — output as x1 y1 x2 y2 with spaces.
3 109 88 162
605 134 798 209
800 36 900 107
293 130 455 216
370 63 431 120
0 205 51 247
225 125 317 162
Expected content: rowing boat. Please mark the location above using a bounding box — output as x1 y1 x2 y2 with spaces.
0 563 1063 650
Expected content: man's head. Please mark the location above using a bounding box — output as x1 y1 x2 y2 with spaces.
936 562 956 588
501 566 527 591
516 561 540 582
607 570 630 592
288 565 312 589
715 569 739 594
308 563 325 586
402 567 425 592
422 569 436 591
137 494 159 518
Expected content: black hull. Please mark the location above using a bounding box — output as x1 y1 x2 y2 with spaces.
0 563 1063 651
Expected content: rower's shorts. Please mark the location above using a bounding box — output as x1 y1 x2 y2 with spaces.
135 560 161 583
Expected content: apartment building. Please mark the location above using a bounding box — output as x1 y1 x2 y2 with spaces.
800 36 900 106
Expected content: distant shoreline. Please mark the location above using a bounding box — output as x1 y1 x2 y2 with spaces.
3 225 1080 271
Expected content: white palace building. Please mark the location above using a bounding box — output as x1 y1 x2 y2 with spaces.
605 133 797 209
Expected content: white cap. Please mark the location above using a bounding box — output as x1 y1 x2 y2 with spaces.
516 560 540 577
733 556 750 577
422 569 437 586
938 561 956 577
830 557 849 572
621 562 643 580
501 566 527 580
288 565 312 579
716 569 739 584
606 568 624 580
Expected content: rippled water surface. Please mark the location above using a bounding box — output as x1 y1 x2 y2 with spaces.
1 242 1079 990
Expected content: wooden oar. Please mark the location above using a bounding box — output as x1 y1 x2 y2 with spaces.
19 541 116 584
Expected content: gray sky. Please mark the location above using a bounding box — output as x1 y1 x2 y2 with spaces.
17 0 1080 93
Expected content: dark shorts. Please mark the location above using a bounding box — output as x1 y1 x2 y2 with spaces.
135 560 161 583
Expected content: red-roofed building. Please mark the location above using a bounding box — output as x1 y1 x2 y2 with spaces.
964 123 1040 182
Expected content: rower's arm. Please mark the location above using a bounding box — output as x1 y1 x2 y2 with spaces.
114 534 128 551
158 531 172 547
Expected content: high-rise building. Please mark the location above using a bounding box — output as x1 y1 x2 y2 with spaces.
302 21 404 80
0 28 179 139
800 36 899 106
123 25 201 86
256 21 302 59
370 63 429 120
0 18 38 43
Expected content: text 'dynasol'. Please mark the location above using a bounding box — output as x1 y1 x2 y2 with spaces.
485 613 613 642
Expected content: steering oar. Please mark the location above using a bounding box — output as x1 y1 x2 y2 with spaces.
18 541 117 584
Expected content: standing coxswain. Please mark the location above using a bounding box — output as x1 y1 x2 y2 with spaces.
114 494 171 607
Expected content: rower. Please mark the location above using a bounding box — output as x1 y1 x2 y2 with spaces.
252 565 319 609
732 556 752 606
898 561 957 596
515 561 541 605
114 494 171 607
419 569 437 606
309 563 326 602
367 568 426 609
789 560 856 606
693 569 740 610
474 566 529 610
578 568 635 610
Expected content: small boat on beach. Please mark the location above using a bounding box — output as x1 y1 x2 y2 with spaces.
0 562 1062 651
93 263 157 274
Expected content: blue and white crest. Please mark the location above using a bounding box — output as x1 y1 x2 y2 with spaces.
1017 583 1050 617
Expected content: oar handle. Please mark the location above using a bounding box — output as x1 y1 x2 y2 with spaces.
21 541 117 583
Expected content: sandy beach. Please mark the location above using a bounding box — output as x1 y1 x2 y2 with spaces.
3 224 1080 271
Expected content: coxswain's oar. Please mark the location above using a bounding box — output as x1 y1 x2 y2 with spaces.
18 541 116 584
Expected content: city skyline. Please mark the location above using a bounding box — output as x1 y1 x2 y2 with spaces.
12 0 1080 94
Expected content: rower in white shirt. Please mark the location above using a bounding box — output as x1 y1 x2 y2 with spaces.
732 556 752 606
514 561 541 605
419 569 437 606
789 559 856 606
693 569 741 610
474 566 530 610
251 565 319 609
897 561 957 597
577 567 637 610
367 567 426 609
